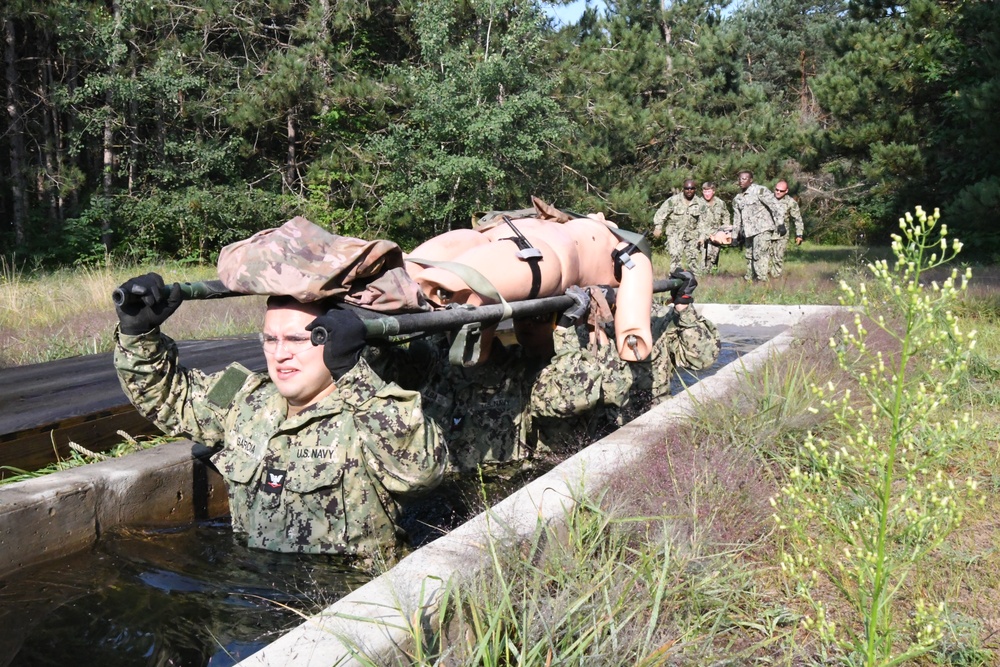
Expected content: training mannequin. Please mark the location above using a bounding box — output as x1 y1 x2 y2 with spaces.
405 215 654 362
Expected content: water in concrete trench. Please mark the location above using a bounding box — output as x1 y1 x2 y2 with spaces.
0 325 777 667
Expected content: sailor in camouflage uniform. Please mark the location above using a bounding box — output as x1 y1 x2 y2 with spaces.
732 170 783 282
652 180 709 274
367 286 622 472
530 270 720 448
698 182 731 274
372 274 721 467
770 180 804 278
113 273 446 559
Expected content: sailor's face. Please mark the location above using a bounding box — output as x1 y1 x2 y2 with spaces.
262 305 335 411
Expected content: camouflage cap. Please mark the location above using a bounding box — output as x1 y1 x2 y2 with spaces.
217 216 428 312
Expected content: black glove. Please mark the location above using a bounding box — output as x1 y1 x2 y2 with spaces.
669 269 697 306
776 223 788 236
558 285 591 328
305 308 367 380
114 273 183 335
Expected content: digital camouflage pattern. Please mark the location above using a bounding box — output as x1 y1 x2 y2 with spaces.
114 329 446 557
732 183 782 281
732 183 781 239
368 332 618 472
700 196 732 273
652 193 708 273
771 196 804 278
533 303 720 449
606 302 720 422
369 303 721 467
216 216 428 312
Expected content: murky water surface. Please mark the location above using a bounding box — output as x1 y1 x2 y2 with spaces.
0 329 774 667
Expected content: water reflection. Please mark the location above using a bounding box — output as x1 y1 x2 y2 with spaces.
0 519 369 667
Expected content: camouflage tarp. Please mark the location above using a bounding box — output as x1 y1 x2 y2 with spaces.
217 216 431 312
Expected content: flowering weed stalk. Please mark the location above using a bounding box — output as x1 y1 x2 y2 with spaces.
772 207 981 666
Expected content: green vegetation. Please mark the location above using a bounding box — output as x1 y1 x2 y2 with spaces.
0 431 171 486
3 0 999 265
775 208 980 665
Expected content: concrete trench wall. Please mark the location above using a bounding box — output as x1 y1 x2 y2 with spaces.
0 442 229 577
0 303 842 664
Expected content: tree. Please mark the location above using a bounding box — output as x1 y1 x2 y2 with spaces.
366 0 568 247
809 0 999 247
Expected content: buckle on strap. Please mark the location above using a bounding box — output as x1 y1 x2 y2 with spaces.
449 322 486 367
611 243 639 282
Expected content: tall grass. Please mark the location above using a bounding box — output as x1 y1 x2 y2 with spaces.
0 259 264 367
376 493 779 666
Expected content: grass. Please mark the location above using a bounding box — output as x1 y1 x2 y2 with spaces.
395 302 999 665
0 257 265 367
0 431 173 485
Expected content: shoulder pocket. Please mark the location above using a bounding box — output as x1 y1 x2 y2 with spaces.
207 364 254 409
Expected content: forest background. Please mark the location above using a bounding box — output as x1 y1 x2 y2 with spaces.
1 0 998 268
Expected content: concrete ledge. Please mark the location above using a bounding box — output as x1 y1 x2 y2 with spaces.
0 442 228 577
697 302 839 328
237 305 843 666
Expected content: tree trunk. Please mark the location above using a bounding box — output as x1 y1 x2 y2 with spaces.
317 0 331 115
65 62 79 214
4 17 28 246
100 0 122 252
102 87 115 250
285 106 298 194
41 30 62 230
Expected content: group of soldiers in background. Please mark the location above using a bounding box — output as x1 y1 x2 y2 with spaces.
652 170 804 282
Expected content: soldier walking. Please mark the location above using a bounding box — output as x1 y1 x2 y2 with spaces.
698 181 731 274
732 170 782 282
770 180 804 278
652 179 708 274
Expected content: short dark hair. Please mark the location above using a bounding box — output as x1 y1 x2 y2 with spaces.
738 170 753 179
265 295 334 315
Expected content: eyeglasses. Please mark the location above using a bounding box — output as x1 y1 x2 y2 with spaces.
775 188 787 193
259 333 315 354
682 186 696 190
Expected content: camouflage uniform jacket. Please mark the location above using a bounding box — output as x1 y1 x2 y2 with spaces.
368 329 624 471
610 303 721 422
732 183 782 239
776 196 804 237
652 194 708 237
534 304 721 447
702 197 732 236
114 329 446 557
